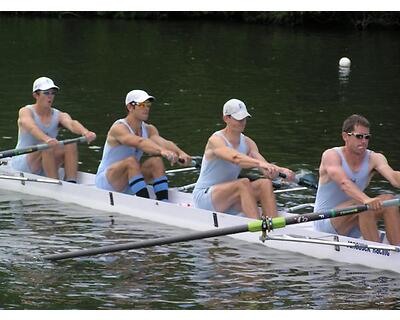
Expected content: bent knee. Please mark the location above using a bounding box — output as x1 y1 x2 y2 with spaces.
237 177 252 189
42 148 56 155
64 143 77 152
257 178 273 189
123 156 141 170
377 194 395 201
145 156 164 167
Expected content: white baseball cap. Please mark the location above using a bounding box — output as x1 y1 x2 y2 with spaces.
32 77 59 93
223 98 252 120
125 89 155 105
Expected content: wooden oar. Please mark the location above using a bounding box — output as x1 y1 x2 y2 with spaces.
0 136 88 159
42 198 400 261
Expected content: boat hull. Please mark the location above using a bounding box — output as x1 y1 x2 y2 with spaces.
0 162 398 273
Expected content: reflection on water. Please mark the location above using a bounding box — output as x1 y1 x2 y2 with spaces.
0 17 400 309
0 190 400 309
338 66 351 84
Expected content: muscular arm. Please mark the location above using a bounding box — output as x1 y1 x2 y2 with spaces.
321 148 372 204
59 112 89 135
148 125 192 165
246 137 294 180
371 152 400 188
205 135 271 171
17 107 51 143
109 123 163 156
59 112 96 142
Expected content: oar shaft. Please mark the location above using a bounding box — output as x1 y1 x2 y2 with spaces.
166 166 197 174
274 198 400 229
43 224 250 261
0 175 61 185
43 198 400 261
0 136 88 159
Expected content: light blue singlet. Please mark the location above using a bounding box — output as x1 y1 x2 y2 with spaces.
95 119 148 192
313 147 371 237
10 105 60 174
193 130 249 213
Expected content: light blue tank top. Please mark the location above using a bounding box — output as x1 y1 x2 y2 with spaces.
193 131 249 191
15 105 60 148
96 119 148 174
314 147 371 212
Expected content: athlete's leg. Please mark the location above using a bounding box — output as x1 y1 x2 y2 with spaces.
105 156 149 198
211 178 259 219
141 157 168 200
251 178 278 217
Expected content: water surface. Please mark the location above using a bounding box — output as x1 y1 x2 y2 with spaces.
0 16 399 309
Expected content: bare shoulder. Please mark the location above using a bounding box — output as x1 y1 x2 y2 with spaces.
58 110 71 119
18 105 32 115
244 135 254 143
320 148 342 168
144 123 159 138
204 135 222 159
322 147 339 159
369 150 388 165
208 134 225 148
110 121 129 135
106 121 130 145
244 135 257 147
145 122 157 132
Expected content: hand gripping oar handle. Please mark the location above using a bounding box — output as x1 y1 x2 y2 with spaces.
42 198 400 261
0 136 88 159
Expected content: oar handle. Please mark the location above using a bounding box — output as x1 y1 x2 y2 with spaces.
376 198 400 209
177 157 201 167
59 136 88 146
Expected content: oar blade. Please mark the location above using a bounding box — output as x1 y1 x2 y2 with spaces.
297 173 318 190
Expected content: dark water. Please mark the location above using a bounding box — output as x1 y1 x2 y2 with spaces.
0 16 400 310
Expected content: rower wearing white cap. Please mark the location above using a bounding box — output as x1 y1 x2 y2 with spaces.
95 89 192 201
10 76 96 181
193 98 295 219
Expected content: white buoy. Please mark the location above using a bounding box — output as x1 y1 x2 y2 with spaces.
339 57 351 68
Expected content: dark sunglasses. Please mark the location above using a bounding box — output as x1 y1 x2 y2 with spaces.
347 132 371 140
41 90 58 96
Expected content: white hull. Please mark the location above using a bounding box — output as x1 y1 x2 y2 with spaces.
0 162 399 273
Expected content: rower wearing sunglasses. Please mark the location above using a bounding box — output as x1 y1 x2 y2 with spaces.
10 77 96 181
95 89 192 201
314 114 400 245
